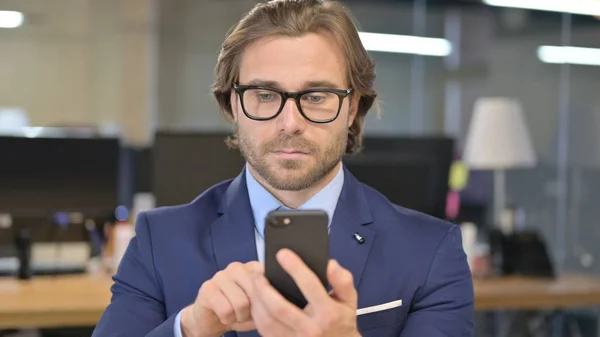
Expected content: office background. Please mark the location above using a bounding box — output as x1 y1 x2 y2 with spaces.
2 0 600 336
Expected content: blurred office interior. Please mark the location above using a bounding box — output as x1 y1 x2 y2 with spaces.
1 0 600 336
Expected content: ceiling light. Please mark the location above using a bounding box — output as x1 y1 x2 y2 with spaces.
358 32 452 57
538 45 600 66
483 0 600 16
0 10 24 28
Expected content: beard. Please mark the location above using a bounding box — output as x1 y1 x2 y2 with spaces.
237 127 347 191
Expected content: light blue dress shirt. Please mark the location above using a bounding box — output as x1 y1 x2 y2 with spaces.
174 165 344 336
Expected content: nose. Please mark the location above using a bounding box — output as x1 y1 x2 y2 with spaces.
276 98 307 134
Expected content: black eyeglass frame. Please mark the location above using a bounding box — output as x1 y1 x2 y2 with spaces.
233 84 354 124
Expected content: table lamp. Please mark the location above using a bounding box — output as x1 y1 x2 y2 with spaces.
463 97 537 229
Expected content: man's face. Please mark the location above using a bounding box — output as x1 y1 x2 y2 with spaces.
231 32 358 191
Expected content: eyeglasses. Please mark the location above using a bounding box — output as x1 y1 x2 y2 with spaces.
233 84 353 123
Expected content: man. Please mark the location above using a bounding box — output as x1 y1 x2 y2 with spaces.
92 0 474 336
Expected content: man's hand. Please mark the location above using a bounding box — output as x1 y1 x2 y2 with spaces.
250 249 361 337
180 261 263 337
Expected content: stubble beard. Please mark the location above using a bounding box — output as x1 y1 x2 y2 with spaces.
237 127 347 191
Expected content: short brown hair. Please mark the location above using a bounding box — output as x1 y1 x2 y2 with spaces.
212 0 377 155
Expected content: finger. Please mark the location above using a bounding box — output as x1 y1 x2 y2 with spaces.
215 270 251 323
205 284 236 325
251 271 319 335
327 260 358 309
231 261 263 295
276 248 330 306
245 261 264 274
230 321 256 332
250 273 297 337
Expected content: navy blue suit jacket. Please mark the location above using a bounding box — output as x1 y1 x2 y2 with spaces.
92 168 474 337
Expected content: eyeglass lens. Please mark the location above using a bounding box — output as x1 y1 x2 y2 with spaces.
242 88 340 121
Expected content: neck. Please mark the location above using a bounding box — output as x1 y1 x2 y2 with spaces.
248 162 341 209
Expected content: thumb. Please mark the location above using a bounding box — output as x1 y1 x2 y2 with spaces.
327 260 357 309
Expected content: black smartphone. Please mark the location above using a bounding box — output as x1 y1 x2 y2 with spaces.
264 209 329 308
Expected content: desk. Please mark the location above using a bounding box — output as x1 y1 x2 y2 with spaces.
2 274 600 329
0 274 112 329
474 274 600 310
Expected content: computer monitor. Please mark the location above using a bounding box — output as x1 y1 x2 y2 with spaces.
153 131 246 207
0 134 121 244
343 136 454 220
0 135 121 214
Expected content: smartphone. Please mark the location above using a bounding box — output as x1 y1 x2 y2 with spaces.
264 209 329 308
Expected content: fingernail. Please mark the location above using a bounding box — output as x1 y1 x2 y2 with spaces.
276 249 284 260
331 259 339 270
276 248 289 260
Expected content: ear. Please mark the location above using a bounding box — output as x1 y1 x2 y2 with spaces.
347 94 360 128
230 90 239 122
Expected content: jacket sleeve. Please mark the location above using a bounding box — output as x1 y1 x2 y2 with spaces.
92 212 177 337
399 225 475 337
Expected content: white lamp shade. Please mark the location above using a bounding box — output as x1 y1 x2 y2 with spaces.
463 97 537 169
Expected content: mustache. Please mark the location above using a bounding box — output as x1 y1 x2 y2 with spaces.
263 135 318 154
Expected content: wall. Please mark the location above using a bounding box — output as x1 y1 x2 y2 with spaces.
0 0 93 125
0 0 157 145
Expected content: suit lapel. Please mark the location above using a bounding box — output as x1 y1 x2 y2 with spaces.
211 171 259 271
329 167 375 289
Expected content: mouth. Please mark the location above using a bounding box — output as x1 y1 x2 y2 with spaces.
272 149 309 160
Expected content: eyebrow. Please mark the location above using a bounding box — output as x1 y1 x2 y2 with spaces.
244 79 345 90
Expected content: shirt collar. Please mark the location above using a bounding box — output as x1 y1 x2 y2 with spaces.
245 164 345 238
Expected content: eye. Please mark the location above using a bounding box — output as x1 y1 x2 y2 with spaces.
303 94 326 104
257 93 275 102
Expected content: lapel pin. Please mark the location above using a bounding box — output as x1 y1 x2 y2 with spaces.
353 232 365 244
